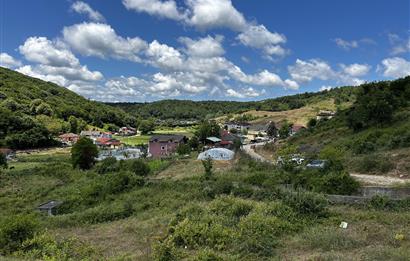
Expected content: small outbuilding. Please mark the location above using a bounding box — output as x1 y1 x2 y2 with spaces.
198 148 235 161
37 200 63 216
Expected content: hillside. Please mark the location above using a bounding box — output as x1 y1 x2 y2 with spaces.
0 67 135 149
277 76 410 177
109 85 357 121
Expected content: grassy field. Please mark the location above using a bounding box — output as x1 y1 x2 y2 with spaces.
0 150 409 260
114 126 196 146
218 98 352 126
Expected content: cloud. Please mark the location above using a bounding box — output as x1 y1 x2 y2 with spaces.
145 40 184 70
0 53 22 68
71 1 105 22
62 22 147 61
122 0 287 58
179 35 225 58
226 87 262 98
340 63 371 77
319 86 333 91
185 0 247 31
237 25 287 57
17 36 103 95
288 58 369 86
333 37 376 51
122 0 185 20
19 37 80 67
379 57 410 78
334 38 358 50
288 59 335 82
388 33 410 55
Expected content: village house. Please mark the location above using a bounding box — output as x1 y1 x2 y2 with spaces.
58 133 79 146
118 127 136 136
149 134 187 158
223 121 251 133
290 124 306 136
80 130 102 141
316 110 336 121
95 137 122 149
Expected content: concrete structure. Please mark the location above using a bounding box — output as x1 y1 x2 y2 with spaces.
97 147 144 161
149 135 187 158
316 110 336 121
198 148 235 161
38 200 63 216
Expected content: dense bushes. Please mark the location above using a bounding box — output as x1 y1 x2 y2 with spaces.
0 215 39 254
154 194 327 259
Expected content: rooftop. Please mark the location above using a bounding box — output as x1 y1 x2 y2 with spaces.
149 134 186 143
38 200 63 210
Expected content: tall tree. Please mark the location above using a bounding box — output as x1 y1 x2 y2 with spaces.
71 137 98 170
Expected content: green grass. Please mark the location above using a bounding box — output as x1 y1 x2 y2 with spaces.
113 135 151 145
1 149 409 260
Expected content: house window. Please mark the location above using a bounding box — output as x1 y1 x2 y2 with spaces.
161 146 166 150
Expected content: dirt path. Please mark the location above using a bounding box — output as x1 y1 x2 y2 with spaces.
241 143 273 163
241 144 410 187
350 173 409 186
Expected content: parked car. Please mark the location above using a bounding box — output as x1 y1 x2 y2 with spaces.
290 154 305 165
306 160 327 169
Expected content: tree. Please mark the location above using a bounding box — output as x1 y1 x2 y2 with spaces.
188 136 199 150
196 120 221 142
0 153 7 170
68 116 78 134
266 122 278 137
307 118 317 128
229 128 238 134
202 158 213 180
278 122 292 139
71 137 98 170
176 143 191 155
139 119 155 134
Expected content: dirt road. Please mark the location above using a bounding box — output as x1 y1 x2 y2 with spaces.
350 173 409 186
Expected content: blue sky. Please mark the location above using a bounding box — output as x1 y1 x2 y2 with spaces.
1 0 409 102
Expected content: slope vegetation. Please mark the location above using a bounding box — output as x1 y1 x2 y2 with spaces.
0 67 134 149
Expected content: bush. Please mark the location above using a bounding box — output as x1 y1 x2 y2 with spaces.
353 155 394 174
281 190 328 218
96 157 119 174
15 233 96 260
315 171 360 195
176 143 191 155
0 215 39 254
129 159 150 176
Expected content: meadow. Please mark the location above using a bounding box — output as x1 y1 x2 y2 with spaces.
0 149 409 260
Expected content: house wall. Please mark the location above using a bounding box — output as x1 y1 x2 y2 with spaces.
149 141 180 158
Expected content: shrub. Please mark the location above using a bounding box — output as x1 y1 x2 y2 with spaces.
15 232 96 260
176 143 191 155
129 159 150 176
281 190 328 218
0 215 39 254
315 171 360 195
96 157 119 174
353 155 394 174
237 212 290 255
202 158 213 180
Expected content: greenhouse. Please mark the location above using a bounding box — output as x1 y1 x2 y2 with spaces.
197 148 235 161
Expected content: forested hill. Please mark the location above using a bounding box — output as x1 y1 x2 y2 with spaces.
0 67 135 149
109 85 357 121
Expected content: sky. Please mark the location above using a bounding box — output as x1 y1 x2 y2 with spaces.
0 0 409 102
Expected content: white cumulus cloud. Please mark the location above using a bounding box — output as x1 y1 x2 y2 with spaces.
71 1 105 22
379 57 410 78
63 22 147 61
0 53 22 68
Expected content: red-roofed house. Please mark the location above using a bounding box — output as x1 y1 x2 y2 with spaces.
290 125 306 136
58 133 79 146
96 137 122 149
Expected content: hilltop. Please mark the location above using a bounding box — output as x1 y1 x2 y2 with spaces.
0 67 135 149
109 85 357 121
